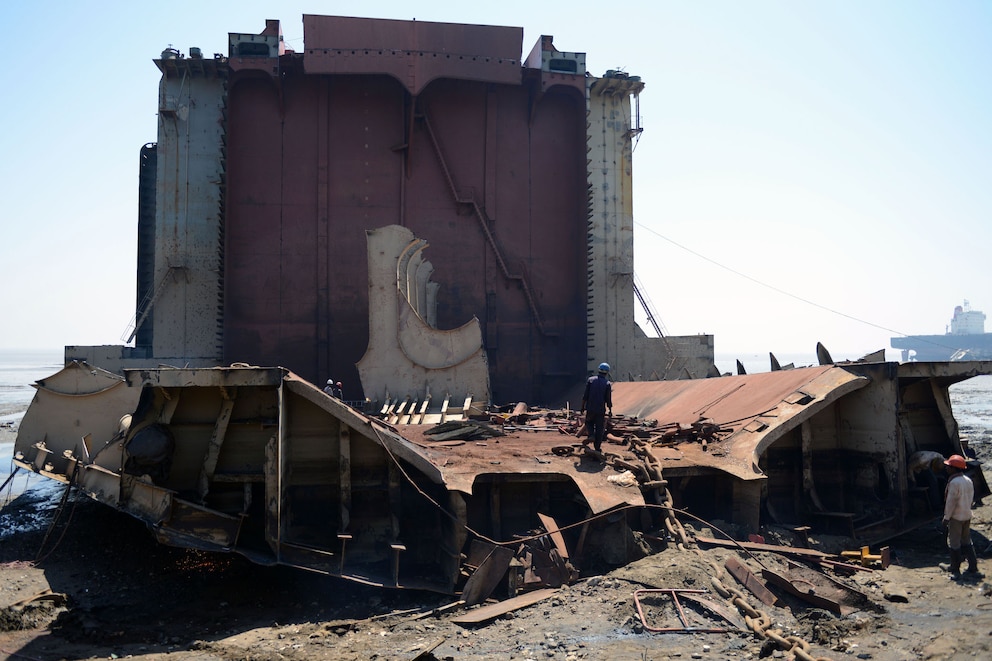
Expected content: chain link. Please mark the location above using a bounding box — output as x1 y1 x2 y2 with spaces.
702 553 831 659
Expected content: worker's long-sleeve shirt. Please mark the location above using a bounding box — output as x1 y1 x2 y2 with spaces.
581 375 612 414
944 473 974 522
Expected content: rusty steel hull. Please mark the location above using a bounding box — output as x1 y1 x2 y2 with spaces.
13 364 645 593
71 14 713 401
13 359 991 593
223 18 589 404
611 361 992 537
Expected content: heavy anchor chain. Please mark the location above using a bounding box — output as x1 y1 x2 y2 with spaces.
626 436 831 661
628 437 690 549
704 556 831 661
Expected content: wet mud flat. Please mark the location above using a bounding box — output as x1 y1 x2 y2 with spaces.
2 376 992 660
2 471 992 661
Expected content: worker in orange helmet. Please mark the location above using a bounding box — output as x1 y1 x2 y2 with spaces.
940 454 981 578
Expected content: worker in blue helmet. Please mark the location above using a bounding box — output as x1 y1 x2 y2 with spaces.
580 362 613 453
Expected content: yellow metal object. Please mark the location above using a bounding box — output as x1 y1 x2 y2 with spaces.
841 545 891 568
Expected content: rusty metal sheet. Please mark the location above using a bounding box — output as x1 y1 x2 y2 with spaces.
461 541 514 606
537 512 570 561
611 366 869 480
724 557 777 606
678 592 746 630
284 375 446 487
125 366 285 389
395 425 645 514
761 562 870 616
895 359 992 382
224 20 591 405
302 15 523 94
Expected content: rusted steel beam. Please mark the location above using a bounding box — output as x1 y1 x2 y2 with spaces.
537 512 570 562
724 557 777 606
339 424 352 532
197 391 236 502
694 536 831 559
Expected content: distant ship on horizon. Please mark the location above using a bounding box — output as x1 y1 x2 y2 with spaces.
891 300 992 361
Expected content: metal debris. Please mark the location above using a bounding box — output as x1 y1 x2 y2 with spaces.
632 588 736 633
840 545 891 569
724 557 777 606
425 420 505 441
450 588 559 625
760 560 872 616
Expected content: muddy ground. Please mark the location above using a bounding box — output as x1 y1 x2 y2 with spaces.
1 490 991 660
3 409 992 661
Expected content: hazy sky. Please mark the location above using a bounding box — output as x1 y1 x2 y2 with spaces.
1 1 989 361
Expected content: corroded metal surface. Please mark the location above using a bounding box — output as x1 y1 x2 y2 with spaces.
611 366 868 480
222 18 592 403
13 366 642 594
302 15 523 94
13 359 992 593
394 424 645 514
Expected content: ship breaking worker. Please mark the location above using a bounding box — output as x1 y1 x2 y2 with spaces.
580 362 613 454
940 454 981 578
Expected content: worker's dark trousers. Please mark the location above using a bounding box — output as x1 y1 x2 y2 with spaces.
585 414 606 451
963 544 979 573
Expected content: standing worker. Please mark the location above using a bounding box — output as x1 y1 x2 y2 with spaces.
580 362 613 453
907 450 946 514
323 379 336 396
940 454 980 578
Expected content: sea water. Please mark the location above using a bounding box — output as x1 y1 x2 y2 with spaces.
0 349 64 501
952 375 992 447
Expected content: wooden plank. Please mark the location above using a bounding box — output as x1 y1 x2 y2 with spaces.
724 557 777 606
695 536 831 559
450 588 558 625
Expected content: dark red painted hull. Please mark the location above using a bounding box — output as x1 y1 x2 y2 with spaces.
224 18 590 403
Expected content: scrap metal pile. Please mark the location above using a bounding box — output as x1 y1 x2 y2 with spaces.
426 405 887 661
478 405 732 449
